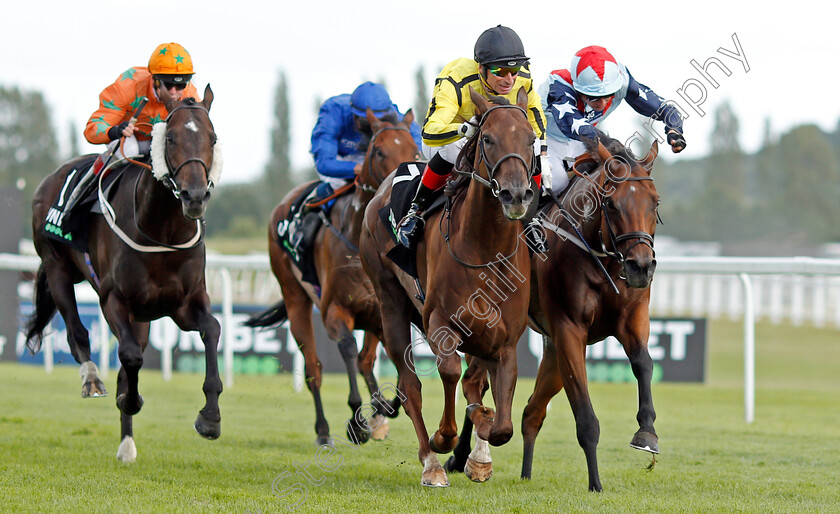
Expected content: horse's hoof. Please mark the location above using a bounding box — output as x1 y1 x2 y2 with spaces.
194 413 221 440
630 430 659 454
116 436 137 463
369 415 389 441
421 454 449 487
82 379 108 398
443 455 465 473
116 393 144 416
347 421 370 445
465 458 493 483
315 435 332 447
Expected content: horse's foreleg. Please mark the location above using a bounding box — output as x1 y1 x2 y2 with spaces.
622 329 658 454
429 348 461 455
445 356 489 474
486 345 517 447
102 295 144 417
331 320 370 445
191 306 222 440
357 333 391 440
521 335 563 479
115 366 136 462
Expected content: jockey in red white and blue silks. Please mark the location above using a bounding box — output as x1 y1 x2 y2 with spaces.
310 82 421 199
538 45 686 192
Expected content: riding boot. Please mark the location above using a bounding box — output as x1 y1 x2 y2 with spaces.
61 158 103 216
301 182 335 216
396 182 437 248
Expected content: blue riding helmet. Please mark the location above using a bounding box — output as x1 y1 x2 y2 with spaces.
350 82 394 118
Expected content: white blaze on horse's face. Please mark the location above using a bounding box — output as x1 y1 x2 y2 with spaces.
185 120 199 133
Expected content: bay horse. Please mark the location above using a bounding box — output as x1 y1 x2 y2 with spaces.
359 87 536 487
25 84 222 462
245 109 418 445
444 130 661 491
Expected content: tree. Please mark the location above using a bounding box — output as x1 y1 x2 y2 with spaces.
263 71 293 197
0 86 59 206
414 65 429 122
695 100 745 240
773 125 840 241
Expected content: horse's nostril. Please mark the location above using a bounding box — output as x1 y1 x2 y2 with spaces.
180 190 191 202
498 190 514 204
524 189 534 203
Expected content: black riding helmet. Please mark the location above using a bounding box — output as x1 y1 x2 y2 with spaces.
474 25 529 67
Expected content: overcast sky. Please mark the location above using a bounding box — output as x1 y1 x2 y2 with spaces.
4 1 837 185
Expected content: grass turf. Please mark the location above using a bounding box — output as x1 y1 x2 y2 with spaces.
0 319 838 512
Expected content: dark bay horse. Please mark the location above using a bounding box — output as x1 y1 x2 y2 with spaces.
360 87 536 487
245 110 418 445
25 85 222 461
445 131 661 490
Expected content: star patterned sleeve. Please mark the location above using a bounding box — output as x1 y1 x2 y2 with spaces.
545 80 597 142
623 69 684 135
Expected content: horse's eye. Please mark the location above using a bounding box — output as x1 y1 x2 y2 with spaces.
375 148 384 159
482 135 493 145
166 133 174 145
210 133 217 145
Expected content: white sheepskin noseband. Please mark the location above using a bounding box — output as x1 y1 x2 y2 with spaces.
151 122 223 186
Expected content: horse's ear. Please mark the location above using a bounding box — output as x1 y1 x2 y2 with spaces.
595 139 612 164
161 85 179 112
469 86 490 116
516 86 528 111
639 140 658 175
402 108 415 127
366 108 381 132
202 84 214 112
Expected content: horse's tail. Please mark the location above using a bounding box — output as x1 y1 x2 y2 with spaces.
24 264 57 354
242 300 288 328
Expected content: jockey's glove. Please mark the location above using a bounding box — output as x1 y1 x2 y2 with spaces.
457 116 479 139
108 121 130 141
667 130 686 153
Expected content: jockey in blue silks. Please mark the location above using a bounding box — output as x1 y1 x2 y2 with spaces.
306 81 422 208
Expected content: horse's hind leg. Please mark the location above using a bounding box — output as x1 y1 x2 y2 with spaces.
358 333 395 440
40 259 107 398
521 335 563 480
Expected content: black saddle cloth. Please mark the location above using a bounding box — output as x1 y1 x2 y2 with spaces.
43 156 129 253
274 182 332 289
377 161 447 278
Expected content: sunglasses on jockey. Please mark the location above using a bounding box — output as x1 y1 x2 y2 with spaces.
487 65 521 77
581 92 614 102
161 80 188 91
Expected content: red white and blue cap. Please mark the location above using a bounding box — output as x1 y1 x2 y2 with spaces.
570 46 623 97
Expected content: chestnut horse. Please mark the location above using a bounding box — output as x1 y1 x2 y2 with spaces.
360 87 536 487
245 110 418 445
25 85 222 462
445 131 661 490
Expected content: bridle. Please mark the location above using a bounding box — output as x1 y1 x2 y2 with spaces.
598 175 658 276
355 124 415 194
160 103 215 198
456 104 536 196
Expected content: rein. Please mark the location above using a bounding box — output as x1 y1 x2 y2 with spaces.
541 159 657 292
455 104 536 196
441 104 532 269
98 101 213 253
